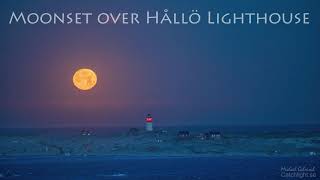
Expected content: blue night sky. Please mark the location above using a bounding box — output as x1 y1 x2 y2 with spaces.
1 0 319 127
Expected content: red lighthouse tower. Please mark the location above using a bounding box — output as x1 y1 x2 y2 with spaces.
145 114 153 131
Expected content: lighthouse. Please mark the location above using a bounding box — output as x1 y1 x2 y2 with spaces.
145 114 153 131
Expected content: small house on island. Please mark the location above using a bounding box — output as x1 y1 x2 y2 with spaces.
177 131 191 139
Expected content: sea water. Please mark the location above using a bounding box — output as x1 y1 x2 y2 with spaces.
0 125 319 179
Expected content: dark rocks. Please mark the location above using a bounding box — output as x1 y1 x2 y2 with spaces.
127 128 140 136
146 145 160 152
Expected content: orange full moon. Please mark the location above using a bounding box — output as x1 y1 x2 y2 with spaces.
72 68 97 91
